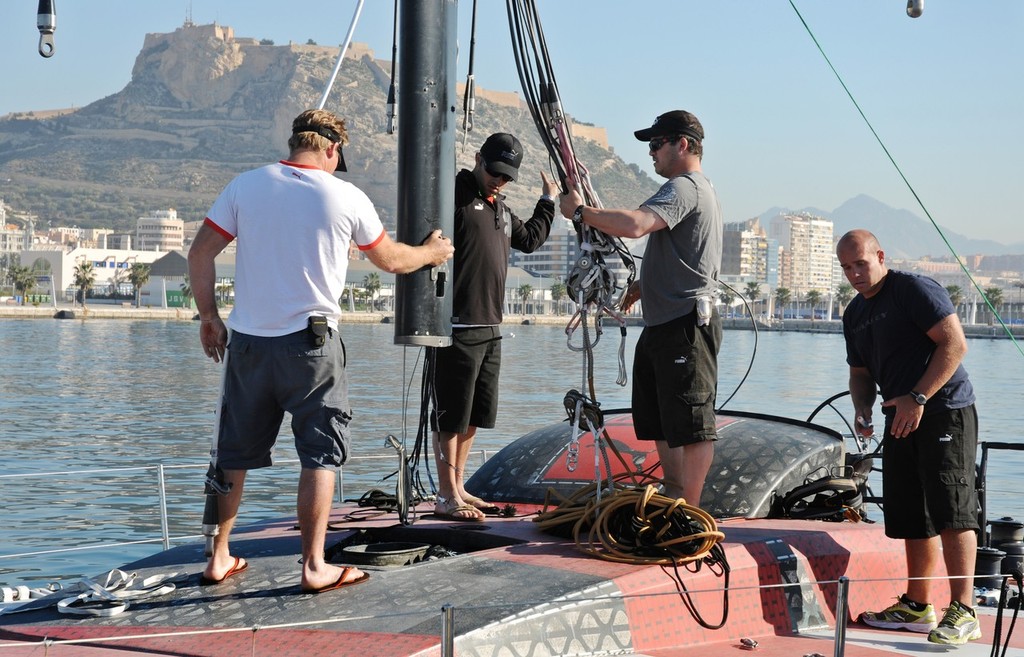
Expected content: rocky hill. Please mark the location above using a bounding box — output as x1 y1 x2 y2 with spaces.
0 22 659 233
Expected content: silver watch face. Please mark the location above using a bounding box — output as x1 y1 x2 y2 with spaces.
913 392 927 405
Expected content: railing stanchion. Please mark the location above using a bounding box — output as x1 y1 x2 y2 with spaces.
441 603 455 657
834 575 849 657
157 464 171 550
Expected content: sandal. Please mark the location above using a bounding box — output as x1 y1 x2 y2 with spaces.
462 493 500 515
433 495 484 522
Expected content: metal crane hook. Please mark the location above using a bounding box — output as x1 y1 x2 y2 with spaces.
37 0 56 57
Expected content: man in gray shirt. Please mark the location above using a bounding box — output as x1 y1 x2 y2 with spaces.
559 109 723 505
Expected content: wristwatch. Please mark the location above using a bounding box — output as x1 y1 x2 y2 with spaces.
572 204 585 223
910 390 928 405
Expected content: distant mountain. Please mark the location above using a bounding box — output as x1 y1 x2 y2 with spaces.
759 194 1022 259
2 21 1019 263
0 22 659 234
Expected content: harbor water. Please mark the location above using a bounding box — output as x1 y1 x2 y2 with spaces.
1 317 1022 588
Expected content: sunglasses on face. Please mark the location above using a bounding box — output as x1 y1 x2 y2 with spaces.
484 164 513 183
648 135 679 152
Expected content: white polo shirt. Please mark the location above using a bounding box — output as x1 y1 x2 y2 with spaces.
205 161 385 336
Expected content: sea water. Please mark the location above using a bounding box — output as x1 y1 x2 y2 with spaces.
1 318 1022 587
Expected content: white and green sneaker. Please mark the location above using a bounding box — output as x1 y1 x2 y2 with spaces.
859 595 937 633
928 600 982 645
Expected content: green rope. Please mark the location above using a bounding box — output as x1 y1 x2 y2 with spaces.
788 0 1022 355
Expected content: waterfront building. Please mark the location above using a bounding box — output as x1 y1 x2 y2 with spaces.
769 213 834 296
136 209 184 252
19 247 166 301
0 200 37 254
722 218 770 286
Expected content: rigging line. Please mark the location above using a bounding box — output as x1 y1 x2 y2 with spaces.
385 0 398 134
788 0 1022 354
715 280 758 412
461 0 479 147
317 0 367 110
505 0 635 398
506 1 557 172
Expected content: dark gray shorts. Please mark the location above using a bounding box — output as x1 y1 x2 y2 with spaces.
430 326 502 434
632 309 722 448
881 404 979 539
217 328 352 470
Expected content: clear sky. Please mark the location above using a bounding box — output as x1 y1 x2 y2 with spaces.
1 1 1021 243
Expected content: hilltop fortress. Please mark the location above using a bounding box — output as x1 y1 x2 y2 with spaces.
0 19 653 237
140 21 609 148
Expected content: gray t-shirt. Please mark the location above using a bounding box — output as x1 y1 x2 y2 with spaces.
639 172 722 326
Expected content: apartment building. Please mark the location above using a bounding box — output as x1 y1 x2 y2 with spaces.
769 213 835 295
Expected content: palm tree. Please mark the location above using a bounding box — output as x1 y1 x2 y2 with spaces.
774 287 791 318
109 267 128 299
718 288 736 318
518 283 533 314
984 287 1003 326
128 263 151 307
362 272 381 311
10 265 36 305
805 289 823 322
835 282 855 315
743 281 761 317
946 285 964 310
73 260 96 309
180 275 194 309
1013 281 1024 321
550 281 566 315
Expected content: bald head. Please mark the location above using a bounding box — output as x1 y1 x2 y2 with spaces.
837 229 882 255
837 229 888 298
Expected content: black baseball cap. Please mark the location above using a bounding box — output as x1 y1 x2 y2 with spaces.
479 133 523 181
633 110 704 143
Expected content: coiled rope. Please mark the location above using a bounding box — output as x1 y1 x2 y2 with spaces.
535 482 730 628
535 483 724 566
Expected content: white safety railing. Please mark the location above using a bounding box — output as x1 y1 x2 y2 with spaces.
0 450 491 565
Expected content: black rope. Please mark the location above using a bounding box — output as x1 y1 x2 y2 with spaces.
504 0 636 396
408 347 439 503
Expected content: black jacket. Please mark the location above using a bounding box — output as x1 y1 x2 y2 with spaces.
450 168 554 325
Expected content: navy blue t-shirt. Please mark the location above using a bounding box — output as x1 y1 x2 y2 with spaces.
843 270 974 414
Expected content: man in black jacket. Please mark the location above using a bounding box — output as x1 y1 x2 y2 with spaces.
431 132 558 521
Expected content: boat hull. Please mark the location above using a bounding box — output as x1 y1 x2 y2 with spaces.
467 410 849 518
0 505 951 656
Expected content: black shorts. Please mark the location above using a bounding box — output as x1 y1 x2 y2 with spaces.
430 326 502 434
881 404 979 539
632 309 722 448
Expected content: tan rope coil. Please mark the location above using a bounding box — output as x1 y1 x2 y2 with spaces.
535 483 724 565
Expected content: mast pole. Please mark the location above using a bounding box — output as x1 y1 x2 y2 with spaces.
393 0 457 346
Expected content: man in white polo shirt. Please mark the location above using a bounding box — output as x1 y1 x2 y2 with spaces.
188 108 453 594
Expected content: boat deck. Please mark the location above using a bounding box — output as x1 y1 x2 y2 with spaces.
2 499 1021 656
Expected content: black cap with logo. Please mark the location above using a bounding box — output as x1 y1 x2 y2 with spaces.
479 133 523 181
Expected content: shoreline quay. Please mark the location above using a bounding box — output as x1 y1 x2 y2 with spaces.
1 304 1022 339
